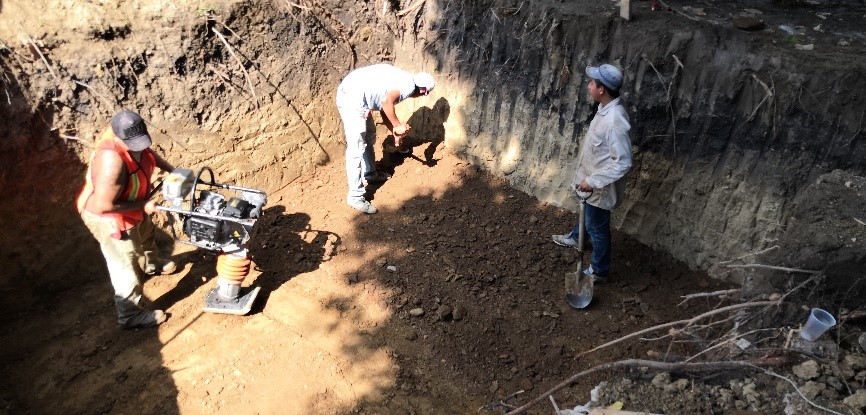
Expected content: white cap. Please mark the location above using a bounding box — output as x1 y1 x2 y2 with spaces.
413 72 435 90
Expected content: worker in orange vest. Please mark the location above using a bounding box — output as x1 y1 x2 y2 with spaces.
77 110 177 329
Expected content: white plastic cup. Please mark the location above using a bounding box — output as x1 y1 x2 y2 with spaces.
800 308 837 341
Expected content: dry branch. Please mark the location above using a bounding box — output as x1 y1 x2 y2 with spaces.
747 74 774 122
679 289 740 305
21 31 57 81
841 309 866 322
73 80 115 112
643 55 683 154
717 245 780 265
655 0 702 22
211 24 257 106
577 300 780 360
726 264 819 274
285 0 310 11
283 0 356 71
751 365 845 415
504 358 788 415
397 0 426 16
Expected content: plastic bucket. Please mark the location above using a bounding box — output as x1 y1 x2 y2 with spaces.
800 308 836 341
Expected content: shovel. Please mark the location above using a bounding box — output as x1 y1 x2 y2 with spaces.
565 190 593 309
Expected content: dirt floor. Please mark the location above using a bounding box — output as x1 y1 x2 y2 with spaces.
0 137 737 414
2 136 863 415
2 1 866 414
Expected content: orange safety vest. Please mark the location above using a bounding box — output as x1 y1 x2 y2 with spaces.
77 127 156 239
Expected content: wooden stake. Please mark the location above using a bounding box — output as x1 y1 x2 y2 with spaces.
620 0 631 21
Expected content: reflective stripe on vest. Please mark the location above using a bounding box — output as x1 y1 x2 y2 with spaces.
76 127 156 238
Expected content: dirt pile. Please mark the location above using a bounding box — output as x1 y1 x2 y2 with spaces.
1 0 866 414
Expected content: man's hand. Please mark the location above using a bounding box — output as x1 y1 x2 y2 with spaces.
393 123 411 147
577 179 593 192
144 200 157 215
393 123 410 138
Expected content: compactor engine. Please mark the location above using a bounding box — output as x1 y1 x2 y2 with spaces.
157 167 267 315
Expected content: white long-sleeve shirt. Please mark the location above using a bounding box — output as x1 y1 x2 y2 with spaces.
572 98 633 210
336 63 416 113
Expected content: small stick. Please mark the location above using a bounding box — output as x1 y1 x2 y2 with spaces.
576 301 779 360
685 327 776 362
21 31 57 81
655 0 701 22
73 80 115 112
841 310 866 322
396 0 426 17
854 217 866 226
211 25 257 106
504 358 788 415
206 63 241 94
678 289 740 305
548 395 560 414
643 56 683 154
749 365 845 415
747 74 774 121
717 245 780 265
726 264 819 274
285 0 310 11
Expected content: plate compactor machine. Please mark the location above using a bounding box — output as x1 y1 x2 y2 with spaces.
156 167 267 315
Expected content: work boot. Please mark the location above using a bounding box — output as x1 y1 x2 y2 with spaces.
348 199 378 214
552 234 592 251
363 171 391 186
583 266 607 284
552 234 579 248
145 260 177 276
120 309 167 329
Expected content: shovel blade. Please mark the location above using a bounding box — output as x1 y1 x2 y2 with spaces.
565 271 594 309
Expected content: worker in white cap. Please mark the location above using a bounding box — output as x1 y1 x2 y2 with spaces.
552 63 633 284
336 63 435 214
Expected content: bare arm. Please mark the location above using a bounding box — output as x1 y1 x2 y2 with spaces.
381 88 410 137
152 151 175 173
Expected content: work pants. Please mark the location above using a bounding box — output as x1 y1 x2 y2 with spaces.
81 211 158 325
337 92 380 202
568 204 612 277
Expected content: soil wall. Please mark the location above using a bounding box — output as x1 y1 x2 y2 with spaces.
394 1 866 285
1 0 865 306
0 0 364 306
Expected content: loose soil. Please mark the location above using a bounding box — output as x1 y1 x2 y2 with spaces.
2 1 866 414
0 138 734 414
2 138 863 415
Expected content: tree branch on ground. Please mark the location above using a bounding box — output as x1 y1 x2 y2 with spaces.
717 245 780 265
750 364 845 415
504 357 790 415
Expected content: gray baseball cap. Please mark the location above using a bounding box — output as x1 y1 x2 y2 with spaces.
111 110 152 151
586 64 623 91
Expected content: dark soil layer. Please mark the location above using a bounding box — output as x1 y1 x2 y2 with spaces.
1 0 866 414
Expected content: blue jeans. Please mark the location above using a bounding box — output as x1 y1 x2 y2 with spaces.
568 203 611 277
